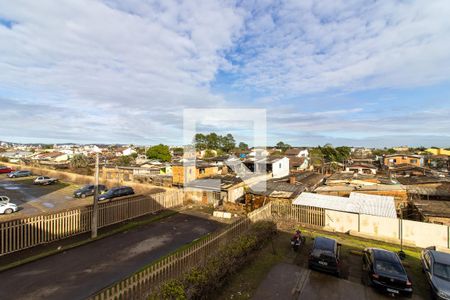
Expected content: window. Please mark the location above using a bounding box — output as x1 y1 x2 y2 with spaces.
199 168 206 174
410 159 417 164
213 192 221 200
279 163 282 168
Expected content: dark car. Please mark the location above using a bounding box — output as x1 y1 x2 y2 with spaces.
421 247 450 300
7 170 32 178
97 186 134 201
308 236 341 276
362 248 413 297
73 184 107 198
0 166 14 174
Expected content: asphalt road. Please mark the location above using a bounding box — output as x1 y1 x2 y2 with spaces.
0 212 220 300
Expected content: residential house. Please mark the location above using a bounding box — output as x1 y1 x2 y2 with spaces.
411 200 450 225
345 163 377 175
243 156 289 178
285 148 310 171
171 162 219 186
245 180 305 211
426 155 450 172
248 148 269 158
426 148 450 156
184 175 246 207
285 148 309 158
384 154 424 168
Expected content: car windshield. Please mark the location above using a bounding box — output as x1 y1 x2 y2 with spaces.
434 263 450 281
375 260 404 276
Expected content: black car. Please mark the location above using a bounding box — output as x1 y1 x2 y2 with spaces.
73 184 107 198
308 236 341 276
97 186 134 201
421 247 450 300
362 248 413 297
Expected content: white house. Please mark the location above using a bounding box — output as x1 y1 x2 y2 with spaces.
249 156 290 178
248 148 269 158
285 148 309 158
122 147 137 156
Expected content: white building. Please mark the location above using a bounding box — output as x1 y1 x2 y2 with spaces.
293 192 397 218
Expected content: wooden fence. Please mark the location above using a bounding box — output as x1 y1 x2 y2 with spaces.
0 191 184 256
91 203 273 300
271 202 325 227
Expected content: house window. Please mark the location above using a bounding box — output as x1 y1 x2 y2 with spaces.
199 168 206 174
279 163 282 168
213 192 221 200
410 159 417 164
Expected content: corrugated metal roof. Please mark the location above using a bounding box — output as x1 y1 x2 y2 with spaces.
292 192 397 218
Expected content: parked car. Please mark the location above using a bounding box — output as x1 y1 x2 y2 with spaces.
73 184 107 198
0 196 19 214
0 166 14 174
421 247 450 300
362 248 413 297
33 176 58 185
308 236 341 276
8 170 32 178
98 186 134 201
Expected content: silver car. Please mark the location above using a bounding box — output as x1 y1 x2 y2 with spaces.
422 247 450 300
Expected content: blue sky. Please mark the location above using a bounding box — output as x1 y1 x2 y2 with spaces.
0 0 450 147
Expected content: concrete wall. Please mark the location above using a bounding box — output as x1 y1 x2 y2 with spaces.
323 209 450 249
403 219 448 248
324 210 358 233
272 157 289 178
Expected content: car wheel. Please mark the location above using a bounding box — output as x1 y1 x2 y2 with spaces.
81 194 86 198
4 208 13 214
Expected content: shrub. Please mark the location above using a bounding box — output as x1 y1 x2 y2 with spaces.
152 221 276 300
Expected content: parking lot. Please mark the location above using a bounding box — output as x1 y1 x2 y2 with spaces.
221 229 428 300
0 174 93 220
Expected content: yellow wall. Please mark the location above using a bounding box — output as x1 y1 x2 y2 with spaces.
172 165 219 185
384 155 421 167
427 148 450 156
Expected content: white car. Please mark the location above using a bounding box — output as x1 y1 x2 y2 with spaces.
34 176 58 185
0 196 19 214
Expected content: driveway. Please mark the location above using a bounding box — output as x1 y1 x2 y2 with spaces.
0 212 221 300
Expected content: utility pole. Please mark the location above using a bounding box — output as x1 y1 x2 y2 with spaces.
91 153 99 239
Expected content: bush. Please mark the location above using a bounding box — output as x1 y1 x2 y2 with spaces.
154 221 276 300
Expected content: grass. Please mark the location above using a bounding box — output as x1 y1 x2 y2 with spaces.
218 232 293 300
0 210 178 272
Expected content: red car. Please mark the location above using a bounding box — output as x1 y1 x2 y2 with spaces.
0 166 14 174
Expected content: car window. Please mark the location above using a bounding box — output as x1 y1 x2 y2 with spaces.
375 260 404 276
434 263 450 281
424 252 431 269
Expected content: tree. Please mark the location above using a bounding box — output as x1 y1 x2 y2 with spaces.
203 149 216 158
220 134 236 152
276 141 290 152
194 134 207 150
238 142 249 151
117 155 133 166
146 144 171 162
70 154 89 169
206 133 220 149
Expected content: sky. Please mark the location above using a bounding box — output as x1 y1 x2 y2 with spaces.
0 0 450 147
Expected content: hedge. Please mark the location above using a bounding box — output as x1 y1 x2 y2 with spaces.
152 220 277 300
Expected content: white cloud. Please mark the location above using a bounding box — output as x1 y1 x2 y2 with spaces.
0 0 244 143
232 0 450 94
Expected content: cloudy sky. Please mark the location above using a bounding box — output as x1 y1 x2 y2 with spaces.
1 0 450 147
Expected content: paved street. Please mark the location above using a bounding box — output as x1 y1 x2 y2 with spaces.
0 213 221 300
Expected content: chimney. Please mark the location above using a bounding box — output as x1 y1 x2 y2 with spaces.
289 175 296 185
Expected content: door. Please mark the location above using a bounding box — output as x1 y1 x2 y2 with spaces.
202 192 208 204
